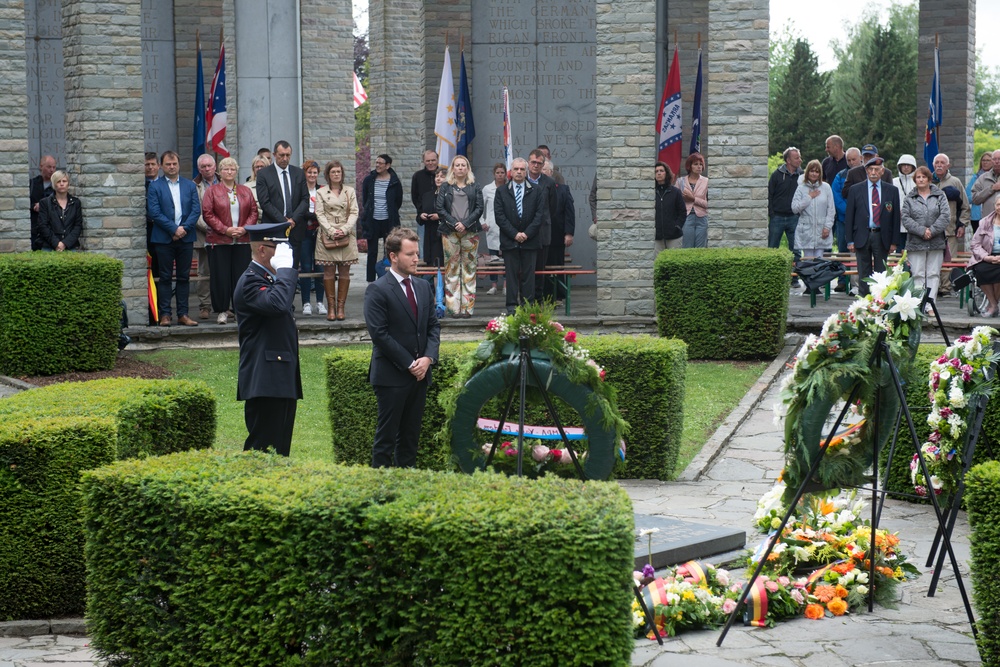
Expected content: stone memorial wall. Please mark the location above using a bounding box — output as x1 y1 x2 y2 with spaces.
24 0 65 175
140 0 177 158
471 0 597 282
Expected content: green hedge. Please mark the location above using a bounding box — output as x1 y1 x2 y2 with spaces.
0 252 123 375
0 378 215 620
326 336 687 479
654 248 791 359
965 460 1000 664
82 450 635 666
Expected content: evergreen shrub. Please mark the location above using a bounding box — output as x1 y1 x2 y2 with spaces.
0 252 122 375
654 248 791 359
964 460 1000 665
82 450 635 666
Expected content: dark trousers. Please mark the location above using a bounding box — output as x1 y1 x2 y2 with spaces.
297 229 325 304
366 222 389 282
855 230 890 296
207 244 251 314
244 396 297 457
504 246 537 313
154 240 194 317
533 244 549 300
544 241 566 299
372 381 428 468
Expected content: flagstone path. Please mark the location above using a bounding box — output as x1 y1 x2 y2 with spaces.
0 338 983 666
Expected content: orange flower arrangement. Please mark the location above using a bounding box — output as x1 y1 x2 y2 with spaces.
804 603 826 620
813 584 837 603
832 562 853 575
827 598 848 616
834 584 849 599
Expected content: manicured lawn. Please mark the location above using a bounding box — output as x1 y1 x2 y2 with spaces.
137 347 769 475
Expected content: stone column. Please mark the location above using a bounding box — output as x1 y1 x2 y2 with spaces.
594 0 657 316
369 0 424 220
0 0 30 252
422 0 470 155
300 0 355 168
706 0 769 246
62 0 146 317
917 0 975 181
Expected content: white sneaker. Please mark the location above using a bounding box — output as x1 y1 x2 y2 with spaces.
486 286 498 295
317 301 328 315
502 286 507 296
216 312 228 325
302 303 312 316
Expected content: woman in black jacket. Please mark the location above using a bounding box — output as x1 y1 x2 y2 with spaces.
654 161 686 252
360 154 403 282
416 167 447 268
435 155 484 317
37 170 84 251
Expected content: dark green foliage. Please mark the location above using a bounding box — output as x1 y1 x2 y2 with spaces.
0 252 123 375
965 460 1000 664
0 378 215 620
769 39 833 160
82 450 636 666
327 337 686 480
654 248 791 360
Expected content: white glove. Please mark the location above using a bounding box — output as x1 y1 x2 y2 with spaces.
272 243 294 271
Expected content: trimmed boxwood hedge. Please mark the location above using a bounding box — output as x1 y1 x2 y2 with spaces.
654 248 791 359
82 450 635 666
0 378 215 620
0 252 123 375
326 336 687 479
964 460 1000 664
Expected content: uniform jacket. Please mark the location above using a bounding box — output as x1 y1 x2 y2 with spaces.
147 176 200 244
234 262 302 401
494 180 545 251
37 194 84 250
363 271 441 387
844 179 901 250
201 183 258 245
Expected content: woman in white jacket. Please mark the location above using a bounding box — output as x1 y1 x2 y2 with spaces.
792 159 835 259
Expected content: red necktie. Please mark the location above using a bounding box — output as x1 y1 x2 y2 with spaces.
402 277 418 319
871 185 881 228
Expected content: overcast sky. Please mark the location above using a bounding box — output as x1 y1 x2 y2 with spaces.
770 0 998 73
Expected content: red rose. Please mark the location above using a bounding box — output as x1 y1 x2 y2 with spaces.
564 331 577 344
529 313 537 323
600 369 606 380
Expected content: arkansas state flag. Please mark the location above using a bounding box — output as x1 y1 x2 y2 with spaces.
656 49 682 174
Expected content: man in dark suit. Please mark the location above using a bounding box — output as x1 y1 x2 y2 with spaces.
146 150 201 326
526 148 557 301
542 159 575 300
363 226 441 468
255 140 310 272
495 158 545 313
234 222 301 457
29 155 57 251
844 156 901 296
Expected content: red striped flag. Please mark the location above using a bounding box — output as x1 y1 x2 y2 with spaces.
353 71 368 109
206 33 229 157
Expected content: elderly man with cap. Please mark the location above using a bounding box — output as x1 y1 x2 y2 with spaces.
233 222 302 457
932 153 970 296
844 155 901 296
841 144 892 201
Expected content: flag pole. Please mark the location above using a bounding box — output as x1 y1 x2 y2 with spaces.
697 32 701 50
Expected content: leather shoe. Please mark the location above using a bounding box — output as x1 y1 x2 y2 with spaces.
177 315 199 327
199 308 210 319
159 315 172 327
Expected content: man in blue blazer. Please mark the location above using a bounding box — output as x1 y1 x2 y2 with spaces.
146 151 201 326
844 156 901 296
363 226 441 468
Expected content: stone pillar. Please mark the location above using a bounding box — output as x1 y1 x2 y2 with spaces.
917 0 975 181
369 0 424 219
706 0 769 246
594 0 657 316
0 0 30 252
422 0 470 156
62 0 146 317
300 0 355 169
664 0 709 172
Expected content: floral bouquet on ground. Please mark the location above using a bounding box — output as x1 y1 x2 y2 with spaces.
631 561 735 638
911 326 999 501
480 438 586 479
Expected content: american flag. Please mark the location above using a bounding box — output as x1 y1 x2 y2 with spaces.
206 39 229 157
502 86 512 175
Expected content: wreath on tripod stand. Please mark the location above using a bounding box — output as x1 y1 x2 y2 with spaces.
438 304 628 481
775 259 923 504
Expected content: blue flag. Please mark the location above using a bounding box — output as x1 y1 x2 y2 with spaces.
455 50 475 157
923 46 941 169
689 49 703 155
192 41 206 178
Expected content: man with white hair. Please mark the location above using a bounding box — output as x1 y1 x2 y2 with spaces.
932 153 970 296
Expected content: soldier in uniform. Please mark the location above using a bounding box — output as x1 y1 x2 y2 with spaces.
233 222 301 456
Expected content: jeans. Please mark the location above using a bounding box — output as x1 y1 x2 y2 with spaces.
768 215 799 261
682 213 708 248
298 228 325 305
153 240 194 317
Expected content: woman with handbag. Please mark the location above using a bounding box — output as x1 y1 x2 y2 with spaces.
315 160 360 320
436 155 484 318
201 157 258 324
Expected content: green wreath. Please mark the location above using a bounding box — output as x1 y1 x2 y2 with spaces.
449 357 618 481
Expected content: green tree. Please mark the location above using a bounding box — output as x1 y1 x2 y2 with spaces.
976 54 1000 134
769 22 799 118
769 39 832 161
828 4 918 170
975 129 1000 169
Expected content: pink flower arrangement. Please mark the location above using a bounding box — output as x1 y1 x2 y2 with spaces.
531 444 551 462
486 318 503 332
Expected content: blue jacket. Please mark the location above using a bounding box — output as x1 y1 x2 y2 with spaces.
832 168 849 223
147 176 200 244
968 172 983 222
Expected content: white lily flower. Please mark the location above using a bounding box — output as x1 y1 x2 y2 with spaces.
888 290 921 321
